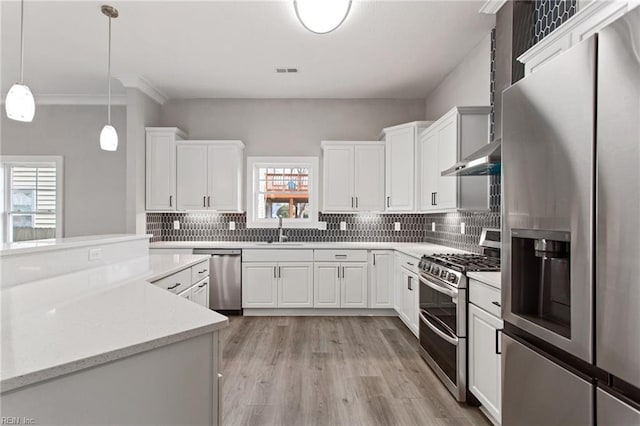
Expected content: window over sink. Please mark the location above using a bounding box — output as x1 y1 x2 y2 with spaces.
246 157 319 228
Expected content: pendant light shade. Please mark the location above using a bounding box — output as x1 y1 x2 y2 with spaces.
100 124 118 151
100 5 118 151
6 0 35 122
294 0 352 34
5 83 35 122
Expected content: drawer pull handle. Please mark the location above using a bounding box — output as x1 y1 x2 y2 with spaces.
198 269 207 274
407 262 414 266
492 301 501 307
198 282 207 288
167 283 181 290
335 255 347 259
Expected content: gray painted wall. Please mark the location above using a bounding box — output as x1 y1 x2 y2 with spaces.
424 32 492 120
160 99 426 157
1 105 127 237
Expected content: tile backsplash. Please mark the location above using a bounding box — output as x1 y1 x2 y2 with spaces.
148 210 500 253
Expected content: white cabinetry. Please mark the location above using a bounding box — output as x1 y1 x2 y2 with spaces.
382 121 433 212
419 107 492 212
468 278 503 425
369 251 394 309
321 141 385 212
191 278 210 308
314 262 367 308
394 252 420 336
242 250 314 308
341 263 368 308
145 127 186 211
176 141 244 212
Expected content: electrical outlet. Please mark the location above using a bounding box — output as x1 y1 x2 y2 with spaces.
431 222 436 232
173 220 180 230
88 248 102 261
394 222 401 231
317 221 327 230
340 221 347 231
461 222 466 234
229 221 236 230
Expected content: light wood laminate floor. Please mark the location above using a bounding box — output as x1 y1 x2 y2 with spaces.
221 316 490 426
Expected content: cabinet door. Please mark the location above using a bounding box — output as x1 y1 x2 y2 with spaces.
354 144 385 212
177 144 209 210
419 128 440 211
436 117 458 210
208 145 242 212
385 127 415 211
404 273 419 335
469 303 503 422
314 263 340 308
341 262 368 308
322 145 355 212
146 130 176 210
394 254 402 313
369 251 394 308
191 278 209 308
178 288 192 300
242 263 278 308
277 262 313 308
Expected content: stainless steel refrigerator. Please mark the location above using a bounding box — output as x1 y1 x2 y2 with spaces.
501 7 640 425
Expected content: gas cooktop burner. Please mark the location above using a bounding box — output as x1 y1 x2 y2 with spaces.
421 253 501 272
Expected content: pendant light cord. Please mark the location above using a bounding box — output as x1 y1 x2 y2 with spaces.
107 15 112 125
19 0 25 83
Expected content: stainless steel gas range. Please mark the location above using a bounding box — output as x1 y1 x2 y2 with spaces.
417 229 500 402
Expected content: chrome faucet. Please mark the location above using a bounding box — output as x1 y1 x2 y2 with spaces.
278 217 289 243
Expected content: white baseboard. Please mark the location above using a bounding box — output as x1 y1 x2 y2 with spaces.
242 308 398 317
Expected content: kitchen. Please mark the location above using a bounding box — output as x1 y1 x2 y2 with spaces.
1 1 639 425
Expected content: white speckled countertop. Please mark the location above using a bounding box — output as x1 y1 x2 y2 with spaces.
467 271 501 289
0 253 227 393
0 234 151 257
150 241 470 259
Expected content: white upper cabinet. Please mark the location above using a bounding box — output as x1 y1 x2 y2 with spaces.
176 141 244 212
321 141 384 213
145 127 186 211
382 121 433 212
419 106 492 213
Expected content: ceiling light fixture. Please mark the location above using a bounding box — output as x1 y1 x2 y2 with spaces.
100 5 119 152
294 0 352 34
5 0 35 122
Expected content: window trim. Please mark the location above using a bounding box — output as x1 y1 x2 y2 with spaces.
246 156 319 229
1 155 64 243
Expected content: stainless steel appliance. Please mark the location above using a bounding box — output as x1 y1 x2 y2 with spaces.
193 249 242 314
418 232 500 402
502 8 640 424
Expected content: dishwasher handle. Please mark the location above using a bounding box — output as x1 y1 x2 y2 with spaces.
193 249 241 256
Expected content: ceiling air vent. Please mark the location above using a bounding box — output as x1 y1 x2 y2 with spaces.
275 68 299 73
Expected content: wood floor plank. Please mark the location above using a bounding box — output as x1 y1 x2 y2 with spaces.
221 316 490 426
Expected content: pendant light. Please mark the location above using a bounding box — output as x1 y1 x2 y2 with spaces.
5 0 35 122
294 0 352 34
100 5 119 151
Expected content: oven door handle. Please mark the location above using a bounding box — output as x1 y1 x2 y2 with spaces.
419 275 457 299
419 310 459 346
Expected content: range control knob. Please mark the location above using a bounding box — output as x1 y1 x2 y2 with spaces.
448 274 457 284
432 267 439 276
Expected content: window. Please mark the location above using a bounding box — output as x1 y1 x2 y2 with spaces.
1 156 63 243
247 157 319 228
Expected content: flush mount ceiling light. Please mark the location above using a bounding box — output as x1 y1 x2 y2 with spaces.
100 5 119 152
294 0 352 34
5 0 35 122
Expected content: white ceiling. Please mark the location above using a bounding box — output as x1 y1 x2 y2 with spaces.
1 1 495 100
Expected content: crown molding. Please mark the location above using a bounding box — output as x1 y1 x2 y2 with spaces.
0 94 127 106
479 0 507 14
116 75 168 105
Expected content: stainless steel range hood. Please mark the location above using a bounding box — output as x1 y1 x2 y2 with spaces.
441 138 501 176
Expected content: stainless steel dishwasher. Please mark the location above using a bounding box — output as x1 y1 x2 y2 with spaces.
193 249 242 314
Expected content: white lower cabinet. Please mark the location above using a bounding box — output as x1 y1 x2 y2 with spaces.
369 251 394 309
314 262 367 308
277 263 314 307
468 280 503 425
394 253 420 337
178 288 192 301
242 263 278 308
191 278 210 308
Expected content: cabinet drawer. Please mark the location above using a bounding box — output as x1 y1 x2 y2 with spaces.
469 278 502 317
191 260 210 284
152 268 191 295
397 252 420 274
242 249 313 262
314 249 367 262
